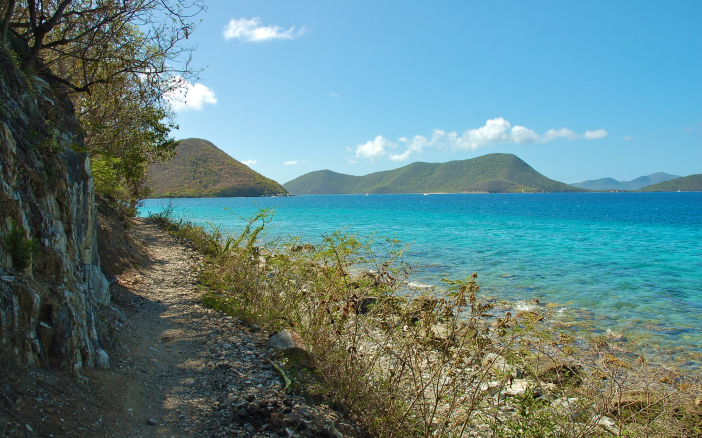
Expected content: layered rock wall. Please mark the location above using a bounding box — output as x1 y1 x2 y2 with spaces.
0 47 110 373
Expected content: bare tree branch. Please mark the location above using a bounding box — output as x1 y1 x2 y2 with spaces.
0 0 17 44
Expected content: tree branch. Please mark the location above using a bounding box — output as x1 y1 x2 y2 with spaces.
0 0 16 44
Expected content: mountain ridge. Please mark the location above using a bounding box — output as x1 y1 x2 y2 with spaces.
571 172 680 191
147 138 287 198
638 174 702 192
284 154 586 194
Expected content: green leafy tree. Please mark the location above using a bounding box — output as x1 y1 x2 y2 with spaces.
72 58 179 211
1 0 204 212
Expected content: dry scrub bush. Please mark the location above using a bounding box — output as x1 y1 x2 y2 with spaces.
151 209 702 438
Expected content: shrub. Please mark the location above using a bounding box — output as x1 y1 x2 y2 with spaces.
5 219 38 272
150 209 702 438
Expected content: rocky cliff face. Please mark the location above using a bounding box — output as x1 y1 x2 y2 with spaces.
0 48 110 373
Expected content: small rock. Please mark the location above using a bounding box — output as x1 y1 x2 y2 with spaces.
596 415 619 435
501 379 534 397
482 352 521 378
406 296 438 320
532 360 583 386
95 349 111 369
269 330 315 369
516 310 544 321
551 396 588 420
609 390 661 418
146 418 158 426
551 397 579 411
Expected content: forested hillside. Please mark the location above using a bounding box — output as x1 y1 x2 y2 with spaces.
148 138 287 198
638 174 702 192
572 172 680 190
284 153 585 194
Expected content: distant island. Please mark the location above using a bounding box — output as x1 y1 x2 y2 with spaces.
638 174 702 192
147 138 288 198
571 172 680 191
283 153 585 194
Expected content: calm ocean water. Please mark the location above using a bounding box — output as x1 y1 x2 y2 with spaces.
139 193 702 361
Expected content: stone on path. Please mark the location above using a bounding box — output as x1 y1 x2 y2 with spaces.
268 329 315 369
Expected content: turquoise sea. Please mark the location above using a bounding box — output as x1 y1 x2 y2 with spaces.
140 193 702 363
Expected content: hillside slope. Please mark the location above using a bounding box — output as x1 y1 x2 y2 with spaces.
638 174 702 192
572 172 680 191
284 154 585 194
148 138 287 198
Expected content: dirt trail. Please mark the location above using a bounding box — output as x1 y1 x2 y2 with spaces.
0 219 361 438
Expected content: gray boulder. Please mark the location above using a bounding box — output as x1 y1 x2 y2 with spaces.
268 329 315 369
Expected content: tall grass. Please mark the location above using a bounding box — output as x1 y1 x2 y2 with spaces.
149 208 702 437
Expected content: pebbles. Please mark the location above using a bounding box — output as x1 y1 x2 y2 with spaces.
0 219 364 437
115 220 363 437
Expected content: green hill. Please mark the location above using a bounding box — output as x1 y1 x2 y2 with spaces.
638 174 702 192
284 154 585 194
572 172 680 191
147 138 287 198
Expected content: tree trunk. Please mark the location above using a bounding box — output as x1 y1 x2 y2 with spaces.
0 0 16 45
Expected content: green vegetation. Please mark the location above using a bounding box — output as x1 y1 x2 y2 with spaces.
75 71 179 212
147 138 288 198
638 174 702 192
284 154 586 194
4 219 38 272
151 209 702 437
1 0 204 213
572 173 681 191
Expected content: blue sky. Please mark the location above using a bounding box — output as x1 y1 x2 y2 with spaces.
166 0 701 184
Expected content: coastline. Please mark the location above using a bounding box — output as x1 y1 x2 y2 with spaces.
139 192 702 362
144 209 702 437
0 218 364 437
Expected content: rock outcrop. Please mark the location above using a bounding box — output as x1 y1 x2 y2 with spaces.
0 47 110 373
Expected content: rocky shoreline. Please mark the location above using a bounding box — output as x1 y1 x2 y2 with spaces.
0 219 364 437
2 216 700 437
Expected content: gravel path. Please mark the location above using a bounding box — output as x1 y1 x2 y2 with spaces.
1 219 363 438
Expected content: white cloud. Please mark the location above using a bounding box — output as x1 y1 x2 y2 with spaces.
283 160 298 165
454 118 535 150
623 135 633 141
164 76 217 112
243 159 257 166
355 135 396 163
584 129 608 139
509 125 541 145
353 118 608 163
542 128 578 142
329 93 339 98
223 17 308 42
